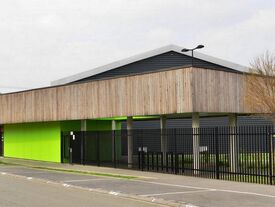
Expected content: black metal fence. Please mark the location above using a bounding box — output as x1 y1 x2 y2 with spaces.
62 125 275 185
0 132 3 157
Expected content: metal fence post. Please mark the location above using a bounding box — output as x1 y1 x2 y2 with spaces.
147 152 149 171
215 127 220 179
171 152 174 173
268 126 273 185
97 132 100 167
138 151 141 170
113 130 116 168
81 131 84 165
142 150 145 171
152 152 154 170
156 152 159 171
161 152 164 171
69 132 73 165
166 153 169 172
174 129 178 174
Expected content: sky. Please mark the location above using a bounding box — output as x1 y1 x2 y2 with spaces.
0 0 275 93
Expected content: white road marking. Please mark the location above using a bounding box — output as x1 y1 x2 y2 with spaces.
140 189 215 197
134 180 275 199
186 204 199 207
64 178 108 183
62 184 71 187
109 191 119 196
16 171 48 174
134 180 212 190
1 171 46 174
2 166 275 200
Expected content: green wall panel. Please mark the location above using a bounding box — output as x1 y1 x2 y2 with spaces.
3 119 122 164
4 122 61 162
87 120 112 131
61 120 81 132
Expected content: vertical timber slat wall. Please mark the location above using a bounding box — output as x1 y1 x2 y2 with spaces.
192 68 245 113
0 67 247 124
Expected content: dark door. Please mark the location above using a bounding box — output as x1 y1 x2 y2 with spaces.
70 132 82 164
0 130 3 156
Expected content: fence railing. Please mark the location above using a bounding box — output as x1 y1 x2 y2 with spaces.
62 125 275 185
0 132 3 156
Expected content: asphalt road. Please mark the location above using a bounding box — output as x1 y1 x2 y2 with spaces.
0 168 166 207
1 164 275 207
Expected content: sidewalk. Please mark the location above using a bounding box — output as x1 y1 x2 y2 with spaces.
1 157 275 197
0 157 154 179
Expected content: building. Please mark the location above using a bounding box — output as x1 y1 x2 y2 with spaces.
0 45 270 166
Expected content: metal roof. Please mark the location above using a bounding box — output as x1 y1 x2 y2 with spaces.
51 44 248 86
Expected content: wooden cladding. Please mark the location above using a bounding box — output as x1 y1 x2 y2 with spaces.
192 68 245 113
0 67 248 124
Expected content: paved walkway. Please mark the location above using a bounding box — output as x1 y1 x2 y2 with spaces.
1 157 275 207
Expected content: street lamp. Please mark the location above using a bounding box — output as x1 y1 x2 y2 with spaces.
181 45 205 67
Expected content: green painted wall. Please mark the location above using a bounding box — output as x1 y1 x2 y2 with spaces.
87 120 112 131
4 122 61 162
3 119 122 164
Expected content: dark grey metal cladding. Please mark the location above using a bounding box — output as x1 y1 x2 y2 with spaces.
121 116 273 129
73 51 239 83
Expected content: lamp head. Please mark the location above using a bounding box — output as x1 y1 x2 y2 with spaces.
181 48 190 52
196 45 204 49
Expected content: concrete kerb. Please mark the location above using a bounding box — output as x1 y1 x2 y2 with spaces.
0 169 186 207
0 157 154 180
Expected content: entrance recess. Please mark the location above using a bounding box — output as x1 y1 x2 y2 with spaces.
62 131 125 167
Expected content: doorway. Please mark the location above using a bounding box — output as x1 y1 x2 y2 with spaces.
0 126 3 156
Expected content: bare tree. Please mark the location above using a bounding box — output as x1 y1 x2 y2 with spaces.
245 51 275 123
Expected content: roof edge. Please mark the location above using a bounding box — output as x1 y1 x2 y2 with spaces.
51 44 248 86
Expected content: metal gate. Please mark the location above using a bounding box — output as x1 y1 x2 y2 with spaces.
61 131 83 164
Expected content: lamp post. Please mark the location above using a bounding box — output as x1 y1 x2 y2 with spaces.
181 45 204 67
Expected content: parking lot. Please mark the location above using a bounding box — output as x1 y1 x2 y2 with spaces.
1 164 275 207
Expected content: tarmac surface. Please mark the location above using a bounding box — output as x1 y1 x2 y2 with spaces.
1 160 275 207
0 168 165 207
